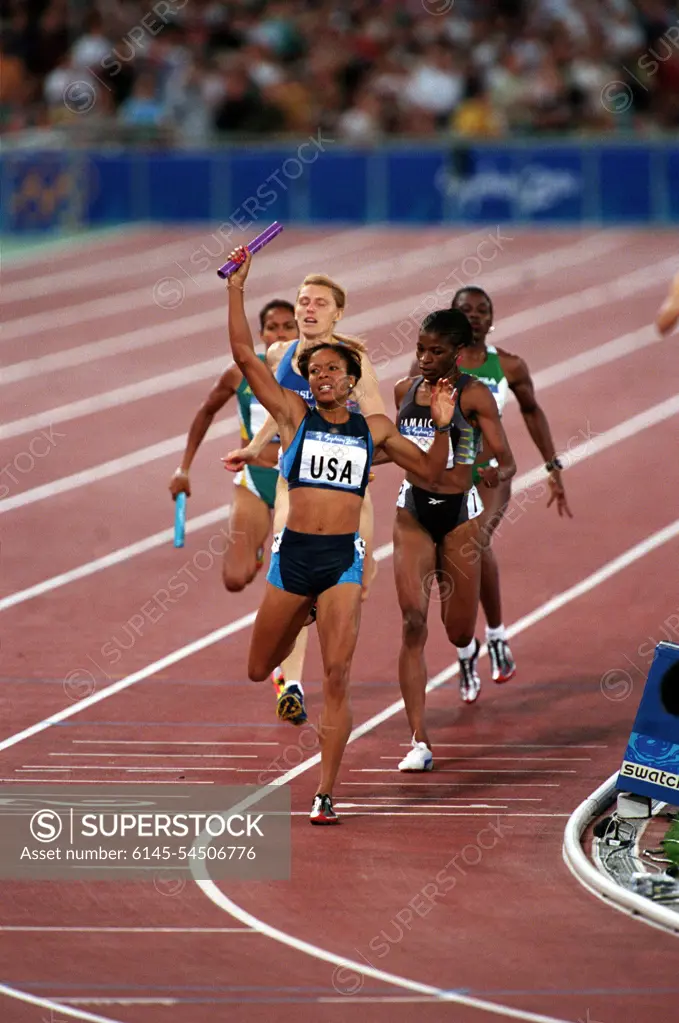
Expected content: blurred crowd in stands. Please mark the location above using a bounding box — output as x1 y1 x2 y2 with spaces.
1 0 678 144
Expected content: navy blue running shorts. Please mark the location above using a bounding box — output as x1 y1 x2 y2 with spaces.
267 528 365 597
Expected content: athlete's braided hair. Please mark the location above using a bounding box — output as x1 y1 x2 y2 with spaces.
421 308 473 350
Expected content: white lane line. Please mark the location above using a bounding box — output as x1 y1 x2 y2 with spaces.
0 228 483 377
411 744 608 748
0 778 214 784
71 740 278 746
0 498 674 778
0 234 240 303
0 229 372 342
496 252 678 341
0 504 230 610
350 769 577 774
190 517 679 1023
336 803 512 810
0 234 627 437
0 227 348 303
5 238 670 391
0 422 239 516
0 608 257 751
19 766 244 772
315 812 570 818
48 752 257 758
0 357 231 442
0 983 127 1023
4 226 602 354
56 1000 175 1007
0 302 667 516
358 797 543 801
379 756 591 762
3 383 678 611
4 237 666 393
0 926 253 933
0 225 146 270
316 996 460 1003
342 782 559 787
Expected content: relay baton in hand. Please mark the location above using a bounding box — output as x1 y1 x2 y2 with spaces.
216 222 283 278
174 492 186 548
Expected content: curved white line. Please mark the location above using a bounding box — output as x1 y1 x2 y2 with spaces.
562 773 679 937
3 504 679 1020
196 879 571 1023
0 983 123 1023
192 518 679 1020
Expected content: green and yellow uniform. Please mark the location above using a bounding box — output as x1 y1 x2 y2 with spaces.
461 346 509 486
234 356 278 509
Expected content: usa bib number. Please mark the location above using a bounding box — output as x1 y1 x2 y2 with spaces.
299 435 367 490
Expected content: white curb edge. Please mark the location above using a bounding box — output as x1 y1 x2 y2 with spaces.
562 771 679 937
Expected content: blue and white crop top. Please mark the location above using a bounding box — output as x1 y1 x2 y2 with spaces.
275 341 313 404
281 407 373 498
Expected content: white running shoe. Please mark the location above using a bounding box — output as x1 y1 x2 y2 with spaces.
459 638 481 704
398 738 433 772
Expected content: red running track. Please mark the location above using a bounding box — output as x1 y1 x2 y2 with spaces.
1 227 678 1023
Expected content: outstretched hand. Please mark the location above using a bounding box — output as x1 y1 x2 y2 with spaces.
547 472 573 518
222 449 249 473
430 377 456 429
225 246 252 289
169 468 191 498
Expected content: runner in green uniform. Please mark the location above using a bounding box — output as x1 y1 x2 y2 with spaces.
169 299 297 591
451 286 572 685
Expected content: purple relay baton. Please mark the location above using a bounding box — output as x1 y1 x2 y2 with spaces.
216 222 284 278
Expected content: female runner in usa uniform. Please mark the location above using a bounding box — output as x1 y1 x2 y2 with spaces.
225 247 456 824
224 273 383 728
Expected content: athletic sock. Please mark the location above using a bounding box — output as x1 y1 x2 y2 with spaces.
456 640 477 661
486 624 507 642
284 679 304 695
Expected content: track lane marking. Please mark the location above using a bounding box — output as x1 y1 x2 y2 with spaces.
2 519 678 1021
2 385 678 611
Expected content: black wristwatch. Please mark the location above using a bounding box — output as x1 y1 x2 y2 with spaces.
434 421 452 433
545 457 564 473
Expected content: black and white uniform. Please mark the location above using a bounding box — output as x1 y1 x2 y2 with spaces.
396 374 483 545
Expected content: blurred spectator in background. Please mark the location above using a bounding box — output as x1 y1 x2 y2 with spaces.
452 75 506 138
118 69 167 127
1 0 678 142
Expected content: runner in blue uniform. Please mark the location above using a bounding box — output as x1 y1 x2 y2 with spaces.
223 273 383 729
225 246 456 824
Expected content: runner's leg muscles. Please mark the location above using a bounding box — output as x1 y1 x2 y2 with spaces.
248 585 314 681
438 518 483 646
314 582 362 795
394 509 436 746
476 481 511 630
222 484 271 592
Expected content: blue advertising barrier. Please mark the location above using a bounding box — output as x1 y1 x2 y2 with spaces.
616 642 679 805
2 140 678 233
